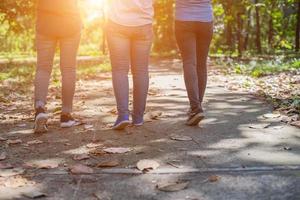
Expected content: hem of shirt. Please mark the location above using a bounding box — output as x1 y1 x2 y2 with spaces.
108 17 153 27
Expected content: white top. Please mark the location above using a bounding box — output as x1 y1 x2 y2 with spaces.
107 0 154 26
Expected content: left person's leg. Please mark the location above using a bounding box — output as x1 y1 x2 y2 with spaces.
131 24 153 125
59 32 81 128
34 34 57 133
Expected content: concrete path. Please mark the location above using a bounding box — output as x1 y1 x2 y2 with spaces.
0 61 299 200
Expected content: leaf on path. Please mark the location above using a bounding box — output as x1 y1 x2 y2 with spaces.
84 124 94 130
70 164 94 174
93 191 111 200
7 139 22 145
208 175 221 182
86 143 103 149
97 160 120 168
249 123 270 129
4 175 35 188
89 148 106 156
147 111 163 120
22 191 47 199
157 181 189 192
263 113 281 119
17 123 27 128
103 147 132 154
272 125 284 130
283 146 292 151
170 134 193 141
0 152 7 161
26 161 59 169
0 137 7 141
137 159 160 172
73 154 90 161
290 121 300 128
0 163 13 169
27 140 43 145
108 108 117 115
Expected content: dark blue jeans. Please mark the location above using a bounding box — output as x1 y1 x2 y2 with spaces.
106 20 153 122
175 21 213 111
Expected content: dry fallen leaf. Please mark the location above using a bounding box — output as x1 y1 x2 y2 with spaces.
70 164 94 174
86 143 103 149
208 175 221 182
97 160 120 168
26 161 59 169
27 140 43 145
147 111 163 120
170 134 193 141
137 159 160 171
7 139 22 145
263 113 281 119
0 152 7 161
89 148 106 156
17 123 27 128
103 147 132 154
73 154 90 161
0 163 13 169
22 191 47 199
157 181 189 192
290 121 300 128
84 124 94 130
4 175 34 188
249 123 270 129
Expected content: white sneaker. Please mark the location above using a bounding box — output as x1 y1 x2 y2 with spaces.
60 113 77 128
34 108 48 133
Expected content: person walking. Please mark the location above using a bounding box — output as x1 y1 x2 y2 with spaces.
34 0 82 133
175 0 213 126
106 0 154 130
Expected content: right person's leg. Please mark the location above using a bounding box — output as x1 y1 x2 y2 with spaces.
34 34 57 133
175 21 200 112
106 21 131 130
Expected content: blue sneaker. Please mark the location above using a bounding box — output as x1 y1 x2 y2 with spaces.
112 115 130 130
132 116 144 126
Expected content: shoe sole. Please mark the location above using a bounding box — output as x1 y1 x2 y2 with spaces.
34 113 48 133
186 113 205 126
112 120 131 130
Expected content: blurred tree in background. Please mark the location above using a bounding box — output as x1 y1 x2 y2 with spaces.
0 0 299 57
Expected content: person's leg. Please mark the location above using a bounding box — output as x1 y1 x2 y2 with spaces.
59 33 81 114
196 22 213 104
106 21 131 129
131 24 153 125
34 34 57 109
34 34 57 133
59 32 81 127
175 21 200 111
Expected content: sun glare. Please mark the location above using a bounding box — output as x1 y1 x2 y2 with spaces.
82 0 106 22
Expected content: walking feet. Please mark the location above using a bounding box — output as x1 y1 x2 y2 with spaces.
112 115 131 130
34 107 48 134
60 113 78 128
186 108 205 126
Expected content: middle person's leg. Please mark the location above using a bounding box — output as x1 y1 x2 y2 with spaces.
106 21 131 129
130 24 153 125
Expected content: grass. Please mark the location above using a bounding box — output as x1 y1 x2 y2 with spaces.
215 57 300 78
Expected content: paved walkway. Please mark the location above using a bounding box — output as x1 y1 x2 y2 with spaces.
0 62 299 200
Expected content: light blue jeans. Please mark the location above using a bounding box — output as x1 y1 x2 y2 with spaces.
106 20 153 122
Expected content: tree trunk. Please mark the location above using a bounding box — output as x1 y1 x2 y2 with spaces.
255 0 262 54
268 1 275 50
244 9 251 51
237 12 243 57
296 0 300 52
